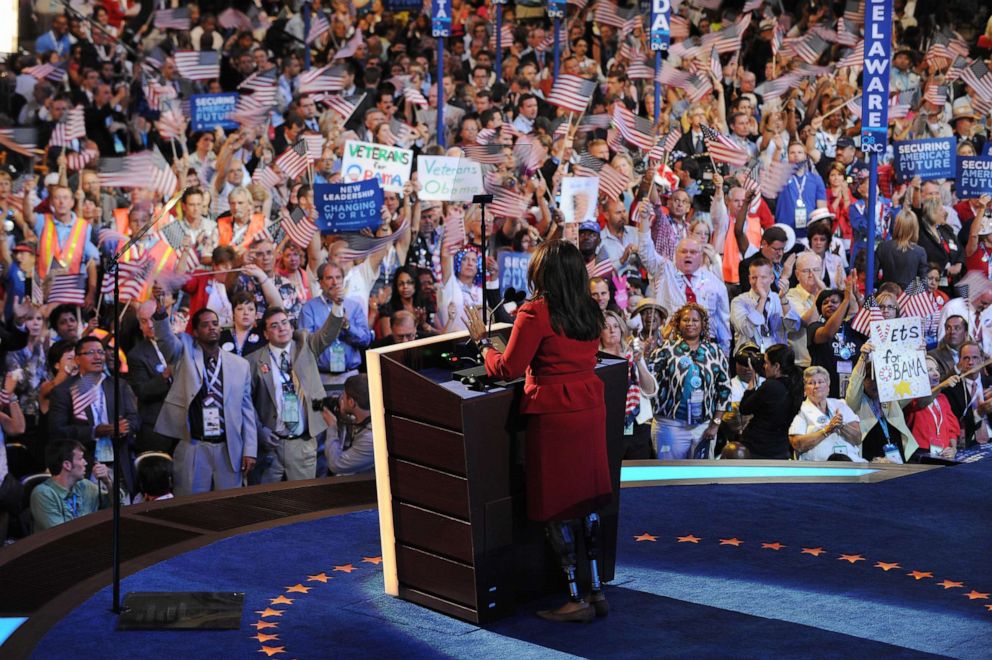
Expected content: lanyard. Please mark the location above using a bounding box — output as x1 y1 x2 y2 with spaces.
927 399 944 437
150 339 166 367
792 174 807 197
233 330 250 356
268 349 293 387
867 397 890 440
64 491 79 519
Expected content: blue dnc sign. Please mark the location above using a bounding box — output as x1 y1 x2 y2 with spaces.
650 0 672 52
431 0 452 38
860 0 893 154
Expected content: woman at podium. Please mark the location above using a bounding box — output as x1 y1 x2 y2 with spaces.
465 240 611 624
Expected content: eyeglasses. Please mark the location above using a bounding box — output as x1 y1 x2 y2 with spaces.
878 305 898 311
78 349 106 357
796 268 817 274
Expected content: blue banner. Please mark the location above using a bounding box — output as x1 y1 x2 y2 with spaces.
548 0 566 19
431 0 452 37
189 93 239 132
385 0 421 9
650 0 671 52
957 156 992 199
860 0 892 154
498 251 531 299
314 180 384 233
892 138 957 180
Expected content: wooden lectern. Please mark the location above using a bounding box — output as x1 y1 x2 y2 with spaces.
367 327 627 624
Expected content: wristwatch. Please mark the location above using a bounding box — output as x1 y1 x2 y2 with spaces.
475 337 494 353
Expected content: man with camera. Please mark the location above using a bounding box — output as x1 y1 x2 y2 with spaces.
322 375 375 477
249 306 345 483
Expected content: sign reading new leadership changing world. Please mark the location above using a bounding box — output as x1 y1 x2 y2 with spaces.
957 156 992 198
190 93 239 131
651 0 672 51
314 179 384 234
431 0 452 37
860 0 893 154
893 138 957 180
340 140 413 193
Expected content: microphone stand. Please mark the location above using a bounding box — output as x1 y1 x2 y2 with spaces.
106 188 184 613
473 193 493 322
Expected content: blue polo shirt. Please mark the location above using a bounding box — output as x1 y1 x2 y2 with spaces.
298 295 372 373
774 170 827 239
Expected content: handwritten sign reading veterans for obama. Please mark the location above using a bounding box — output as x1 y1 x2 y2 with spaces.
956 156 992 198
340 140 413 193
314 179 384 234
893 138 956 180
191 93 239 131
870 317 930 403
416 156 484 201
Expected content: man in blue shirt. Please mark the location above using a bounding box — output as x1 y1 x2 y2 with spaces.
774 142 827 240
35 15 72 58
299 262 372 387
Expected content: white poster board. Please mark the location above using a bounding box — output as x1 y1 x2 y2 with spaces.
340 140 413 193
560 176 600 224
417 156 485 201
870 317 930 403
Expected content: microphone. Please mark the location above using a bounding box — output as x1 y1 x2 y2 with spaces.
486 287 526 337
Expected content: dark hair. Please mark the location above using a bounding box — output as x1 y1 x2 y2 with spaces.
748 256 773 272
807 220 832 240
765 344 804 415
74 335 102 354
48 339 76 373
386 266 429 313
182 187 204 203
528 240 604 341
761 227 788 244
212 245 236 265
815 288 844 315
49 304 78 329
138 456 174 497
344 373 370 410
191 307 218 330
46 440 85 476
261 306 288 325
230 291 256 310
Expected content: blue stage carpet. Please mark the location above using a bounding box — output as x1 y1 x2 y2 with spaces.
28 461 992 659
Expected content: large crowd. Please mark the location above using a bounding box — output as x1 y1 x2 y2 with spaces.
1 0 991 540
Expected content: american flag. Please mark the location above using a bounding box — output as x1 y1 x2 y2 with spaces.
612 104 656 151
924 83 948 107
888 91 915 120
218 7 255 31
402 86 428 108
648 126 682 161
594 0 635 29
760 160 798 199
669 39 704 62
228 94 272 125
0 128 39 157
538 22 566 53
326 92 366 122
101 254 152 300
239 68 278 92
567 0 589 8
142 78 176 111
572 154 629 199
281 206 319 249
741 165 760 195
754 72 803 100
333 31 365 61
491 188 530 219
302 133 325 163
49 273 87 305
836 18 860 47
788 32 830 64
23 62 67 83
701 125 749 167
98 149 177 196
961 59 992 102
850 295 884 336
157 105 187 140
656 62 693 88
299 64 346 94
771 23 784 57
836 41 864 69
158 221 188 252
547 74 598 114
944 56 969 83
174 51 220 81
335 219 410 262
441 213 466 254
306 12 330 44
476 127 498 144
898 278 940 319
66 147 99 171
577 114 612 133
274 140 310 180
925 32 956 65
627 58 653 80
701 19 747 55
671 16 690 40
512 135 544 173
71 375 105 421
742 0 763 11
843 0 865 24
792 61 834 78
154 7 191 30
49 106 86 146
489 22 515 52
252 166 281 189
606 129 627 155
463 144 506 165
587 259 614 278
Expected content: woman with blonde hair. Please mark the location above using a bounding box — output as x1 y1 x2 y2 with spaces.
600 310 658 459
875 208 928 289
874 291 901 321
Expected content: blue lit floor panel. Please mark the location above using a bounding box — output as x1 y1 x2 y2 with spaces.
621 464 878 482
0 618 27 646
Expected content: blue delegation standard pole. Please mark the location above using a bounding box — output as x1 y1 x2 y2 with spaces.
865 152 879 293
437 39 445 148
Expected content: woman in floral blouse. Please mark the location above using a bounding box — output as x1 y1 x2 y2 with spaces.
651 303 731 459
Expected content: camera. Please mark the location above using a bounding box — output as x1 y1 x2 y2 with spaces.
315 395 340 413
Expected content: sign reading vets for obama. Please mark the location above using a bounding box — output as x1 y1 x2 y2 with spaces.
860 0 893 154
191 93 239 131
314 179 384 234
417 156 484 201
870 317 930 403
650 0 672 52
956 156 992 198
893 138 956 180
341 140 413 193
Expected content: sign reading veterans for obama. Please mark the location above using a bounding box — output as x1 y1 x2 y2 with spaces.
191 93 239 131
860 0 893 154
314 179 384 233
416 156 484 201
957 156 992 198
893 138 956 180
340 140 413 193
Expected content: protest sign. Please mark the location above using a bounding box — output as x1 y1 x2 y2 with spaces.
190 93 239 131
892 138 956 180
498 251 531 298
417 156 484 201
870 317 929 403
340 140 413 193
860 0 892 154
314 179 384 233
956 156 992 198
650 0 672 52
560 177 600 224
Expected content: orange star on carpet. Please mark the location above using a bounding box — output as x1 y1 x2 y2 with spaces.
250 621 278 630
801 547 826 556
937 580 964 589
838 554 865 564
362 556 383 564
761 542 785 550
985 604 992 612
333 564 357 573
251 634 280 643
908 571 933 580
285 584 312 594
874 562 901 571
258 646 286 657
269 596 294 605
306 573 331 583
676 535 701 543
634 533 658 542
255 608 284 618
964 590 990 600
719 538 743 546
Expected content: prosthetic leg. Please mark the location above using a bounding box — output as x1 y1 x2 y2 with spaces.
583 512 609 617
538 519 594 623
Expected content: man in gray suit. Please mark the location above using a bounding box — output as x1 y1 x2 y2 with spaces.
153 303 257 496
248 306 344 483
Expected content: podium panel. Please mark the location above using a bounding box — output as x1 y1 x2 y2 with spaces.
368 328 627 624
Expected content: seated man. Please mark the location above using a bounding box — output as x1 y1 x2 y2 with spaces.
323 374 374 476
30 440 113 532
